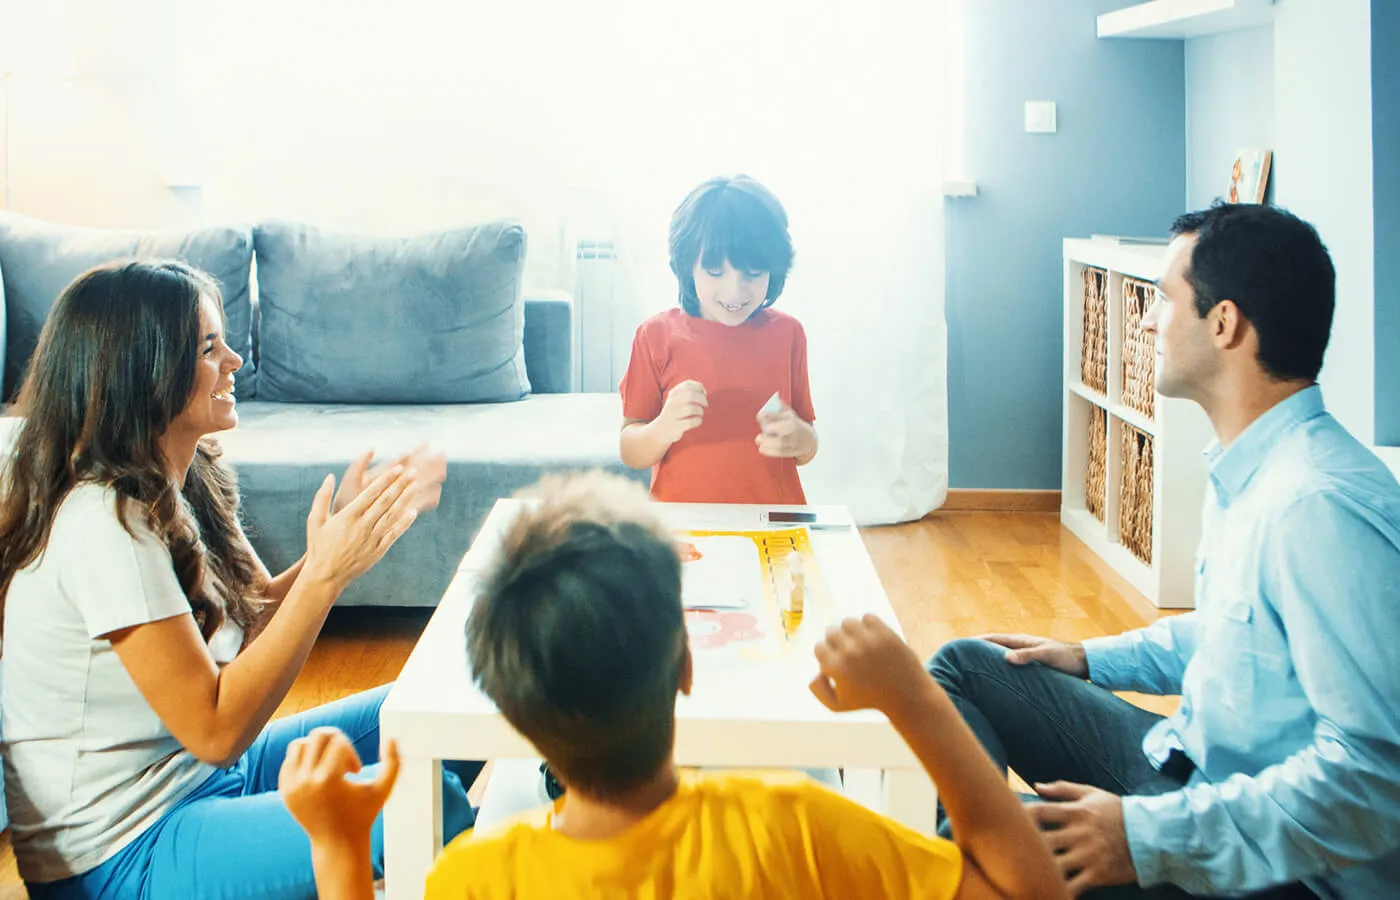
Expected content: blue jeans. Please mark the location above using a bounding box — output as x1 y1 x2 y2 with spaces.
28 685 481 900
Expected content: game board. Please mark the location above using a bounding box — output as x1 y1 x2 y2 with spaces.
677 527 831 665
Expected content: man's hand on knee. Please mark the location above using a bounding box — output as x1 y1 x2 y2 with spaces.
1028 782 1136 896
979 634 1088 679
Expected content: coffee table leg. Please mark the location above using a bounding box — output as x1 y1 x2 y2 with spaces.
384 755 443 900
883 768 939 834
842 768 884 812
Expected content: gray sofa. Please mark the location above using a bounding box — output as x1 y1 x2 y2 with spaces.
0 211 644 608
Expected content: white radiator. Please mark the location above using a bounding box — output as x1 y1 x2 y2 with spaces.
574 239 620 393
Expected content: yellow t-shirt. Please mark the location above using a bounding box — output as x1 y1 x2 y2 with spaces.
425 770 963 900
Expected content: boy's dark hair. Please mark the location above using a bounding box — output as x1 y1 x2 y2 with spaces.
1170 202 1335 382
669 174 794 317
466 473 687 797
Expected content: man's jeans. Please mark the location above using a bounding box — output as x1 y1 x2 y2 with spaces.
929 638 1313 900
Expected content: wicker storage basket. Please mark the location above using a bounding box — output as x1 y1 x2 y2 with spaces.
1121 278 1156 419
1081 267 1108 394
1086 407 1107 522
1119 424 1154 565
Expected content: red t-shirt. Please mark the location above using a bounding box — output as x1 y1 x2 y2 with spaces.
620 308 815 504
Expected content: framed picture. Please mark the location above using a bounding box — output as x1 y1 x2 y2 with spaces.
1229 149 1272 204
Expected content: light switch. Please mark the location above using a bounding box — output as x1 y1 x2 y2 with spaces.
1025 101 1057 134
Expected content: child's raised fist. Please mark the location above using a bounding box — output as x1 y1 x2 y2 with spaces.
278 727 400 849
809 615 930 720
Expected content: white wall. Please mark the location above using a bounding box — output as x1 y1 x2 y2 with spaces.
1377 446 1400 480
1185 27 1274 211
4 0 590 293
1273 0 1375 443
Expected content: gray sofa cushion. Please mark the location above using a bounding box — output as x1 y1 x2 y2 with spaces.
0 212 255 400
217 394 642 607
252 221 531 404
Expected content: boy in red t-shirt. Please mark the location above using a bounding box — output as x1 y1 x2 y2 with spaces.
619 175 817 504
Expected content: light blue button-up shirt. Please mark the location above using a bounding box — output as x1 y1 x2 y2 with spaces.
1083 387 1400 898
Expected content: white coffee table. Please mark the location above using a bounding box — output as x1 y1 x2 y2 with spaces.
381 500 938 900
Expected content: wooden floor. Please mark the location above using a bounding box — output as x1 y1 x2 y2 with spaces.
0 510 1175 897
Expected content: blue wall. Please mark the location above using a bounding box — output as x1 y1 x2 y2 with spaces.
947 0 1186 489
1374 0 1400 445
1186 28 1274 210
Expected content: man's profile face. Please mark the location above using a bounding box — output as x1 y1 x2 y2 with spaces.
1143 233 1218 401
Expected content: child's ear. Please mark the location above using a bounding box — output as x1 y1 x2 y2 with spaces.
678 640 694 696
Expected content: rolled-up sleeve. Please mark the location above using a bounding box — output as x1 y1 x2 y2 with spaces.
1082 613 1198 695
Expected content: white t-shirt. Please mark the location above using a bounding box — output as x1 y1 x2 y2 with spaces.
1 484 215 883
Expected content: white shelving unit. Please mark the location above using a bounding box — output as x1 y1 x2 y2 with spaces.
1061 239 1215 609
1098 0 1275 40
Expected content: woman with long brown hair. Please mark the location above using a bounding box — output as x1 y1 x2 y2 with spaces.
0 260 479 899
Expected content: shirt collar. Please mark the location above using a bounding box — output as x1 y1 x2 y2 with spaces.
1202 385 1326 507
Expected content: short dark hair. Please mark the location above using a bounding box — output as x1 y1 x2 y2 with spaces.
1170 202 1335 381
669 174 794 316
466 473 686 797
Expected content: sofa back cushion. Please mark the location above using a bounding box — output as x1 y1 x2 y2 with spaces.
252 221 530 404
0 212 256 401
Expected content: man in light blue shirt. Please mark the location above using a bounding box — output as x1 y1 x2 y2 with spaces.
931 203 1400 898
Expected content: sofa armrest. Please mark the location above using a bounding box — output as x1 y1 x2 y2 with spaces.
523 293 574 394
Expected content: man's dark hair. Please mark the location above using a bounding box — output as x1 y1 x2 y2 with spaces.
466 473 686 797
1170 202 1335 381
669 174 794 317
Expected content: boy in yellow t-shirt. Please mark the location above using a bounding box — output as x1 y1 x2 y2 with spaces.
278 473 1066 900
